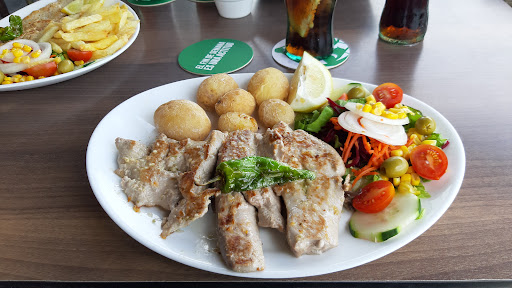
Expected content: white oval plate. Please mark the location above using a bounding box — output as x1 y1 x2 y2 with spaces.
0 0 140 92
86 74 465 278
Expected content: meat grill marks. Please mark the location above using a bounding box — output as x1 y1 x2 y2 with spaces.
267 122 346 257
115 131 226 238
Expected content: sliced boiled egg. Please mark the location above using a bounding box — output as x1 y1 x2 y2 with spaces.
338 111 408 146
344 102 409 126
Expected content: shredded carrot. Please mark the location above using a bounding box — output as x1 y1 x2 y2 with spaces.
362 136 372 154
352 166 378 186
330 117 343 130
405 136 415 147
343 133 360 163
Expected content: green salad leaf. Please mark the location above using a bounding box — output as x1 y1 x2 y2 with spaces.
0 15 23 42
425 132 447 148
403 106 423 132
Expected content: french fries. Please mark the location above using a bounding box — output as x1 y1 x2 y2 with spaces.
47 1 139 61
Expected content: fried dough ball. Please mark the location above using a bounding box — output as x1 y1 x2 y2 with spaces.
154 100 211 141
196 73 239 110
247 67 289 105
218 112 258 133
215 88 256 116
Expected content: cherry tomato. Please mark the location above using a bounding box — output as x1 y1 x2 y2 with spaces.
410 144 448 180
67 49 92 62
372 83 403 109
352 180 395 213
23 61 57 78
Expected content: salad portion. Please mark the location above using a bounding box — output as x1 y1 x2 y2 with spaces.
292 59 449 242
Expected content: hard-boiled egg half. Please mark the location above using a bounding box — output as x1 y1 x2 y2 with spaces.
337 102 409 146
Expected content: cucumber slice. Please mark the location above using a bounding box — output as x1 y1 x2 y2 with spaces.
349 192 421 242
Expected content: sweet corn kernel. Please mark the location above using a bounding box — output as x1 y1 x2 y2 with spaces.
400 145 410 156
411 173 421 186
53 71 59 76
409 134 422 145
13 77 20 83
38 76 46 79
365 95 376 104
356 103 364 110
422 140 437 146
401 173 412 184
13 57 21 63
19 76 26 82
2 80 12 85
12 42 22 48
394 103 403 109
362 104 372 113
74 60 84 66
398 112 407 119
390 149 403 157
31 49 41 58
12 49 23 57
4 77 11 81
22 45 32 52
21 56 30 64
380 174 389 181
382 111 399 119
407 166 415 174
2 49 8 54
371 107 384 116
26 76 35 81
393 177 401 186
54 57 62 64
13 74 22 79
397 182 414 194
375 102 386 109
389 108 402 114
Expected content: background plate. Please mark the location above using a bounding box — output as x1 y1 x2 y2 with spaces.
86 74 465 278
0 0 140 92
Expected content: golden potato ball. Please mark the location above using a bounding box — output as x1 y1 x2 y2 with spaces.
218 112 258 133
154 100 211 141
196 73 239 110
215 88 256 116
247 67 290 105
258 99 295 128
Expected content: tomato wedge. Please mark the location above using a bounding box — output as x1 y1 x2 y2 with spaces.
372 83 403 109
67 49 92 62
352 180 395 213
410 144 448 180
23 61 57 78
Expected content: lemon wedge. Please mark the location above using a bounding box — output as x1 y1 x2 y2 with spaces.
62 0 84 15
287 51 333 113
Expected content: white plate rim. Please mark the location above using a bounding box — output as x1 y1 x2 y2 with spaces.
0 0 140 92
86 73 466 278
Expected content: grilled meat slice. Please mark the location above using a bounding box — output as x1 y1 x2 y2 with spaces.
215 130 271 272
115 131 226 237
160 130 226 238
14 0 73 43
216 192 264 272
267 122 345 257
219 130 284 230
115 135 180 210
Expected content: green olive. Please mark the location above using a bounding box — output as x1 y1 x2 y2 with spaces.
380 156 409 178
347 86 366 99
58 59 74 74
415 116 436 135
0 71 4 83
